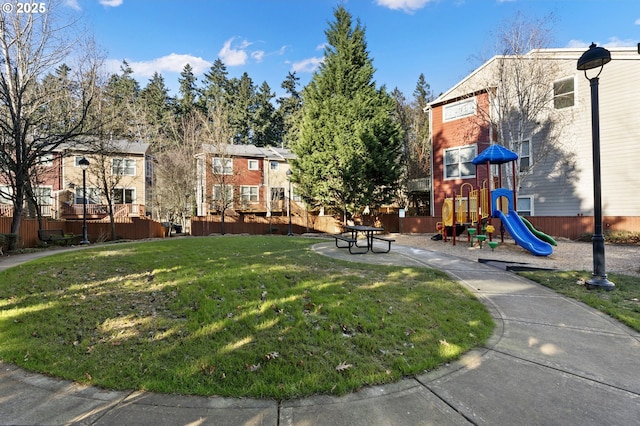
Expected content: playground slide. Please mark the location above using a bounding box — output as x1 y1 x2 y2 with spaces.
495 209 553 256
520 216 557 246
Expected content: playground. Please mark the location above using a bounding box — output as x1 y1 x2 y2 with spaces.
436 144 557 256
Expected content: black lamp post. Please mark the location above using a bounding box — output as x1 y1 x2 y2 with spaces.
79 157 90 245
286 168 293 236
577 43 614 290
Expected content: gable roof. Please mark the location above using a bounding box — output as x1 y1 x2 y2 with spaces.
201 143 296 160
429 47 636 108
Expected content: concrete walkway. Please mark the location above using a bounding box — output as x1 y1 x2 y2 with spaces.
1 241 639 425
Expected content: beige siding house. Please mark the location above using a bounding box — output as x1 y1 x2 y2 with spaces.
428 46 639 218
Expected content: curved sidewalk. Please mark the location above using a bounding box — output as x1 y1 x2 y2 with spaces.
1 242 639 425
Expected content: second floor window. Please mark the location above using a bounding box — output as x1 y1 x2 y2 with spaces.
112 158 136 176
519 140 532 172
444 145 476 179
553 77 574 109
213 157 233 174
248 159 259 170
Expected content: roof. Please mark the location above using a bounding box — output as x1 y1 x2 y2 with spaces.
201 143 296 160
429 46 638 107
56 138 150 155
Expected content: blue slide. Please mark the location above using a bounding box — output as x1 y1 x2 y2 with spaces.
494 209 553 256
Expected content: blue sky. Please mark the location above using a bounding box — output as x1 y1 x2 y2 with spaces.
67 0 639 99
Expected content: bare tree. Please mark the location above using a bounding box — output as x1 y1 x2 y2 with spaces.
153 112 202 232
469 12 568 193
0 0 100 247
199 104 237 235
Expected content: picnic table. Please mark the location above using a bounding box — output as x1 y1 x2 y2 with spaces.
333 225 395 254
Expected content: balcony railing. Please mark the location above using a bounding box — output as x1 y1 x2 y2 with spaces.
61 203 145 219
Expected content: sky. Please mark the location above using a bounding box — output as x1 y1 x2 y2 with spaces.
65 0 639 100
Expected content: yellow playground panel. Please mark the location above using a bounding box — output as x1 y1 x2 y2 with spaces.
442 183 491 227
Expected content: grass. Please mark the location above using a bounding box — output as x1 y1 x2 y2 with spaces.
519 270 640 333
0 236 494 400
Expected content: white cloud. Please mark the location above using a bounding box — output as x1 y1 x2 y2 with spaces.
376 0 432 13
218 38 249 66
291 57 323 74
100 0 123 6
635 18 640 25
567 38 637 49
251 50 265 62
65 0 81 10
107 53 212 78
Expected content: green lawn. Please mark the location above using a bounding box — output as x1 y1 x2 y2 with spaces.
0 236 494 400
519 270 640 333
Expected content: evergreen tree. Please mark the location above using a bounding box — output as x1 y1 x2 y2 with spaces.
227 72 256 144
409 73 433 178
291 6 403 220
102 60 141 139
252 81 280 147
200 58 229 110
277 72 303 148
177 64 198 116
140 72 174 145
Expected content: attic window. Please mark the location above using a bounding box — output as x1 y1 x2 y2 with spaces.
553 77 574 109
443 97 476 122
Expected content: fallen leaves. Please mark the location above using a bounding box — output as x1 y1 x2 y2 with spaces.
335 361 352 372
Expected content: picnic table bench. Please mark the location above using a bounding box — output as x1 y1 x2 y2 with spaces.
370 235 395 253
332 225 394 254
38 229 77 246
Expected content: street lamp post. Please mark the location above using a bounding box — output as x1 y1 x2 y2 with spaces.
79 157 90 245
577 43 614 290
286 169 293 236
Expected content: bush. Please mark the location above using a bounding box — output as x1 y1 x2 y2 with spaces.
577 230 640 244
0 233 18 252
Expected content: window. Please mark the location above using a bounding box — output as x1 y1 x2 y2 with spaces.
240 186 259 202
113 188 135 204
271 187 285 201
75 188 101 204
444 145 476 179
34 186 53 205
248 159 259 170
74 156 88 167
517 196 533 216
213 157 233 174
213 185 233 201
270 161 279 171
519 140 532 172
39 154 53 167
443 97 476 122
112 158 136 176
0 185 12 204
553 77 574 109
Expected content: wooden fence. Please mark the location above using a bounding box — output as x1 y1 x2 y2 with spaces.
190 212 401 237
400 215 640 240
0 216 166 249
5 213 637 250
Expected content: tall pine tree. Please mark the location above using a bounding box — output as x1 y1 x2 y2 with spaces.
292 6 403 220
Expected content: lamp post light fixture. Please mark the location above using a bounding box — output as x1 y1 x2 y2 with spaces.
286 168 293 236
577 43 614 290
78 156 90 245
